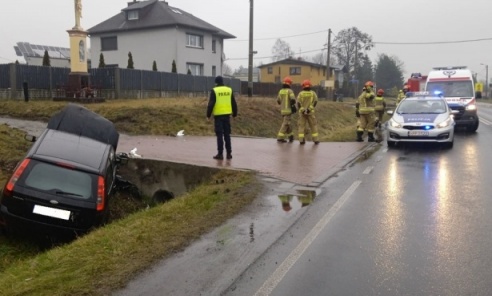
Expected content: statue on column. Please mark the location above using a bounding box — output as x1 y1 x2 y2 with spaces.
74 0 83 29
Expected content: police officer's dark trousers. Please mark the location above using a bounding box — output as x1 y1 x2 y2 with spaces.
214 115 232 155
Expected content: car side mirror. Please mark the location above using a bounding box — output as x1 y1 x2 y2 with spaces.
24 135 37 142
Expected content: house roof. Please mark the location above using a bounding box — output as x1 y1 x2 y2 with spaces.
258 58 327 69
88 0 235 39
14 42 71 59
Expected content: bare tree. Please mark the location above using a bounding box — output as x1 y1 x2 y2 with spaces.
311 52 326 65
331 27 374 75
271 39 294 62
222 63 233 76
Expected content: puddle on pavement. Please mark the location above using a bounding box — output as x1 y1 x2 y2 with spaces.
117 158 221 202
277 189 317 213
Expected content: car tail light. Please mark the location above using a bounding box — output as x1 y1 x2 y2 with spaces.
97 176 105 211
3 158 30 198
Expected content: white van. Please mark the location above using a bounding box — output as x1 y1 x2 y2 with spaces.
425 66 479 132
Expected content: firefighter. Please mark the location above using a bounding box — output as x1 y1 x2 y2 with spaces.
276 77 297 143
356 81 376 142
396 84 410 105
374 88 387 142
297 79 320 145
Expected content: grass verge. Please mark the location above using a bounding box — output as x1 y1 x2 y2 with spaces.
0 169 261 295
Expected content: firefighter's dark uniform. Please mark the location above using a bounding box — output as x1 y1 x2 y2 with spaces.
207 76 238 160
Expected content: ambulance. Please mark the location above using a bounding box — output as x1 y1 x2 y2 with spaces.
425 66 479 132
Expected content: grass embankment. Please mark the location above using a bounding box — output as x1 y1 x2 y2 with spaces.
0 96 361 295
0 96 360 141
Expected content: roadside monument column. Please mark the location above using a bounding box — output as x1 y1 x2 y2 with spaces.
66 0 89 98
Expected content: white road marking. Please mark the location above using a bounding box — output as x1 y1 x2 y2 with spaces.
480 118 492 126
363 166 374 174
253 180 362 296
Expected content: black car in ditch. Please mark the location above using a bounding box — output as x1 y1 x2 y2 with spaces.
0 104 124 236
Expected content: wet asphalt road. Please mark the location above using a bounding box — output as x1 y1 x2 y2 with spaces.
226 103 492 296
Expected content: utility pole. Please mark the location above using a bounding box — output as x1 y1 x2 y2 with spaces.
325 28 332 100
481 63 488 98
486 64 489 98
247 0 254 97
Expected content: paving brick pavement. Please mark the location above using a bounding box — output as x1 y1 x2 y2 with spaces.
117 135 368 186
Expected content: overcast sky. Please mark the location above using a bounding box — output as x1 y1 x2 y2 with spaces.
1 0 491 82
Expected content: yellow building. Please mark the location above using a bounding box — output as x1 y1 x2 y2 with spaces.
258 58 335 86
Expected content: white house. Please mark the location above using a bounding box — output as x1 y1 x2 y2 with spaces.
88 0 235 76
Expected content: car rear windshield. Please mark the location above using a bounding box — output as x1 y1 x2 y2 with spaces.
22 160 95 199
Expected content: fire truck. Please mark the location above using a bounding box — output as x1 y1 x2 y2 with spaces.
406 73 427 91
424 66 479 132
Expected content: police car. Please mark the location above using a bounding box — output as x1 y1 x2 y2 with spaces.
386 92 458 148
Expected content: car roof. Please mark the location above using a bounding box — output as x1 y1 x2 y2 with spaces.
28 129 111 173
404 95 444 101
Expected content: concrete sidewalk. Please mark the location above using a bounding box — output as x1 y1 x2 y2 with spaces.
117 135 368 186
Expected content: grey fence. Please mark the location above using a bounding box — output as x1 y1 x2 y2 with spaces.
0 64 241 100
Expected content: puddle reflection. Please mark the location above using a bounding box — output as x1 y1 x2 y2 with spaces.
277 189 317 212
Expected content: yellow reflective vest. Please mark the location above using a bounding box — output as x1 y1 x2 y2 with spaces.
212 86 233 116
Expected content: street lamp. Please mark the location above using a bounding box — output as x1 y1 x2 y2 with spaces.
481 63 488 98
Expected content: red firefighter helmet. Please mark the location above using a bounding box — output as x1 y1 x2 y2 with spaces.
302 79 312 88
377 89 384 96
364 81 374 87
283 76 293 86
403 84 410 91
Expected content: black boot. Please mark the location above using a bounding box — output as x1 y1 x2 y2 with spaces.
213 154 223 160
356 131 363 142
368 132 375 142
288 135 294 143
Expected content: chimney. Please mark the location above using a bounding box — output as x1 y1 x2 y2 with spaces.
128 0 138 7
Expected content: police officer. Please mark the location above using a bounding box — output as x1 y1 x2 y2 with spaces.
276 76 296 143
297 79 320 145
356 81 376 142
207 76 238 160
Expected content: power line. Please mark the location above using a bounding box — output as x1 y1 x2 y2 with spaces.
228 30 328 42
374 37 492 45
226 33 492 61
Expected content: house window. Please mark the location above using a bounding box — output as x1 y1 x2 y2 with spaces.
212 40 216 53
289 67 301 75
267 67 273 74
187 63 203 75
127 10 139 20
186 34 204 48
212 66 216 77
101 36 117 51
